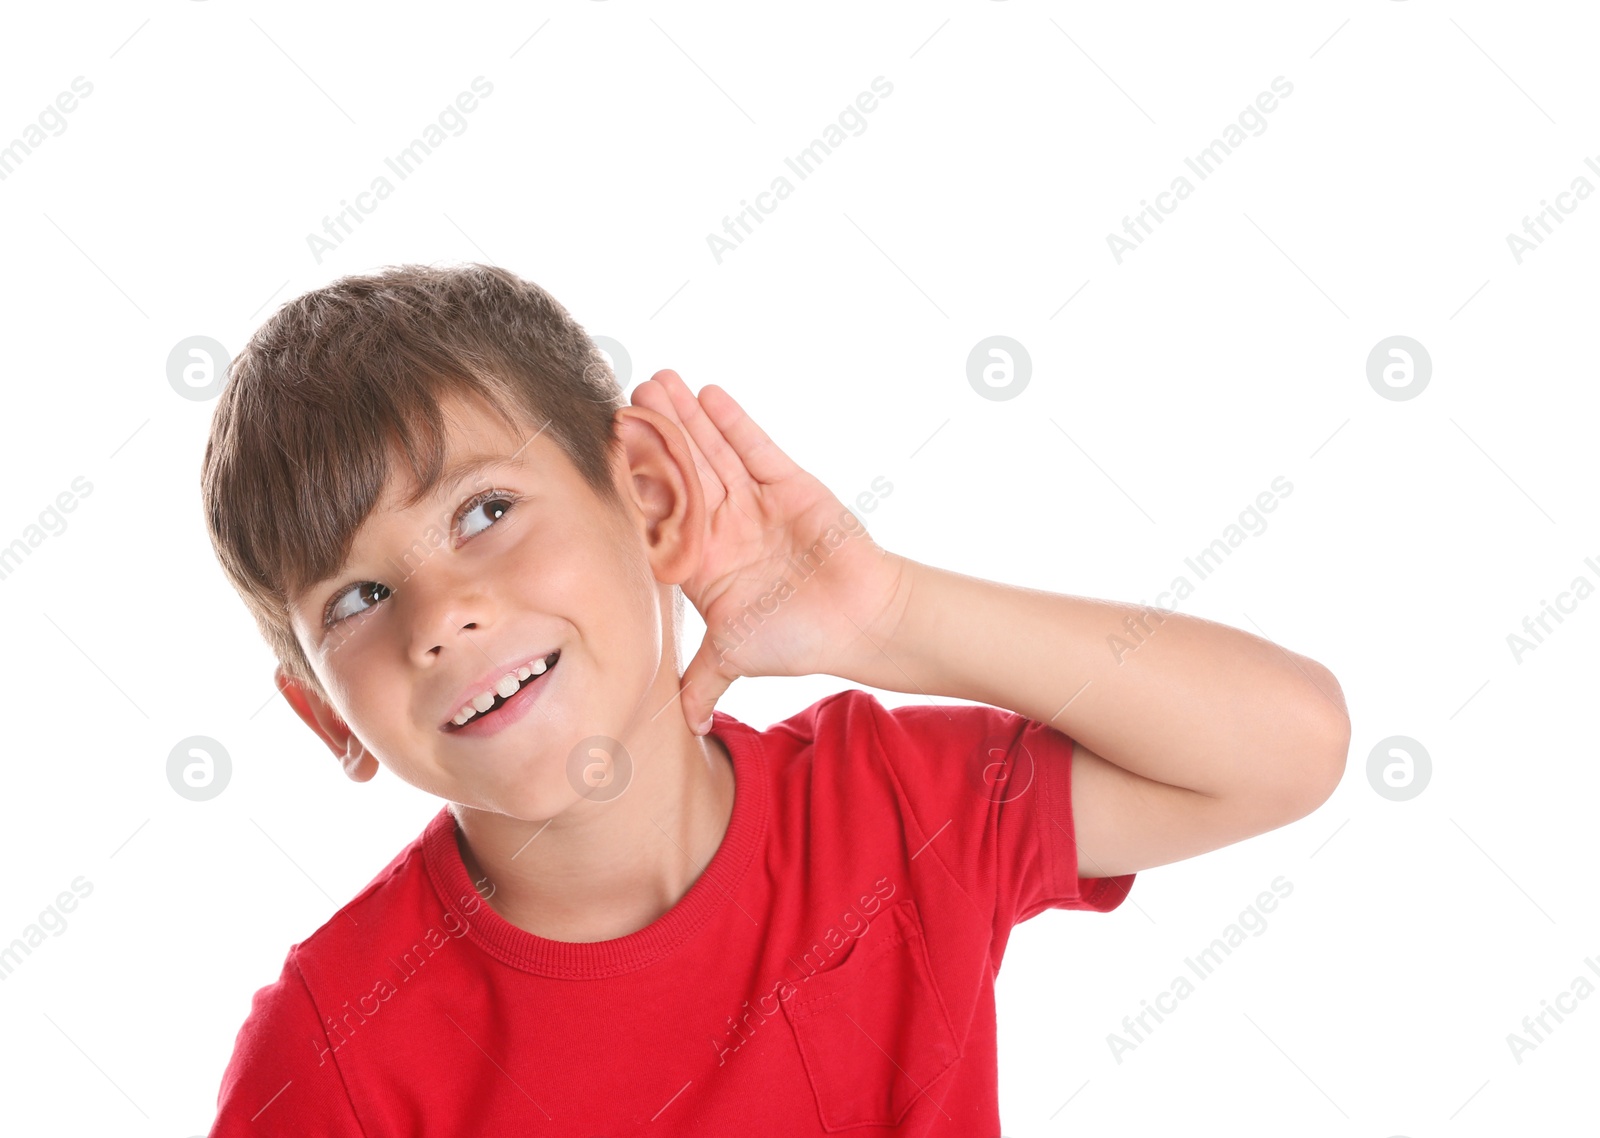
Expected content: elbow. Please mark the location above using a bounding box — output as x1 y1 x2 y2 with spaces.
1293 662 1351 814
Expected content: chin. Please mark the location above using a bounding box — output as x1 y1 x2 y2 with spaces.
484 780 589 824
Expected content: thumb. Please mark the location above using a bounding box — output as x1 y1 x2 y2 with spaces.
681 634 735 736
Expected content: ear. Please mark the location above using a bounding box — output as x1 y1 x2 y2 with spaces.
609 401 707 588
274 665 379 783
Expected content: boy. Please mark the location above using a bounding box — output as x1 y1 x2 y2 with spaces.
202 263 1349 1136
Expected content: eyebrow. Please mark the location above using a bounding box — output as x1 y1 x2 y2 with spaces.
423 419 551 504
400 452 522 510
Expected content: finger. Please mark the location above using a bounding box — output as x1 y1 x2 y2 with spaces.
653 371 755 492
695 384 800 488
628 378 666 410
682 636 735 735
629 375 683 422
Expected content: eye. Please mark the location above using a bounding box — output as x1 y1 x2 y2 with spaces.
325 580 391 627
457 488 516 538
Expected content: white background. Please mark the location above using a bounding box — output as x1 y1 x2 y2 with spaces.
0 1 1595 1134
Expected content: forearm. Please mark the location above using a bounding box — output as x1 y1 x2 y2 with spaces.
845 555 1349 799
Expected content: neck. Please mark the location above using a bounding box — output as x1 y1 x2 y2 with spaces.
451 728 735 943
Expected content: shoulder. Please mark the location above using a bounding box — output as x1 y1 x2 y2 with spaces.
781 687 1024 769
215 815 439 1071
260 807 443 978
765 686 1013 741
751 687 1028 826
212 944 363 1132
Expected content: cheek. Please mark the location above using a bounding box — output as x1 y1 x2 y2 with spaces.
318 606 383 669
540 520 653 609
559 526 664 660
512 526 593 606
318 639 391 732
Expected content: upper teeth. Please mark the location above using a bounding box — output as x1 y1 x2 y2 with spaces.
451 653 555 726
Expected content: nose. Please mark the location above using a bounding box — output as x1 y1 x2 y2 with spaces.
397 554 493 665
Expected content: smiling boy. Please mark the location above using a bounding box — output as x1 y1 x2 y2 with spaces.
203 264 1349 1136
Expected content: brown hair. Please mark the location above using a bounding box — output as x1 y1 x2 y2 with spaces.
200 262 627 702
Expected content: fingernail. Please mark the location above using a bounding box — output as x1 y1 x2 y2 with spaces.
696 716 712 736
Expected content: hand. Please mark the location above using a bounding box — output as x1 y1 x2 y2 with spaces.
629 370 912 734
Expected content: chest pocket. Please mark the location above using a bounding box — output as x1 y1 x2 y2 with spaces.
779 898 962 1131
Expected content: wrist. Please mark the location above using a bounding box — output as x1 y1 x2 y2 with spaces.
836 551 923 691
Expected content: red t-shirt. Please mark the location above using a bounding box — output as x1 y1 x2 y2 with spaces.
208 689 1134 1136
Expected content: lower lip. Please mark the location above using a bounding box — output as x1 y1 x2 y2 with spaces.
445 655 559 738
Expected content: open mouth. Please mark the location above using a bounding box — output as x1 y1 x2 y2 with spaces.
444 649 560 732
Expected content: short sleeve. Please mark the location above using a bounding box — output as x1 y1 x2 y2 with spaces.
857 692 1134 954
209 949 364 1137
